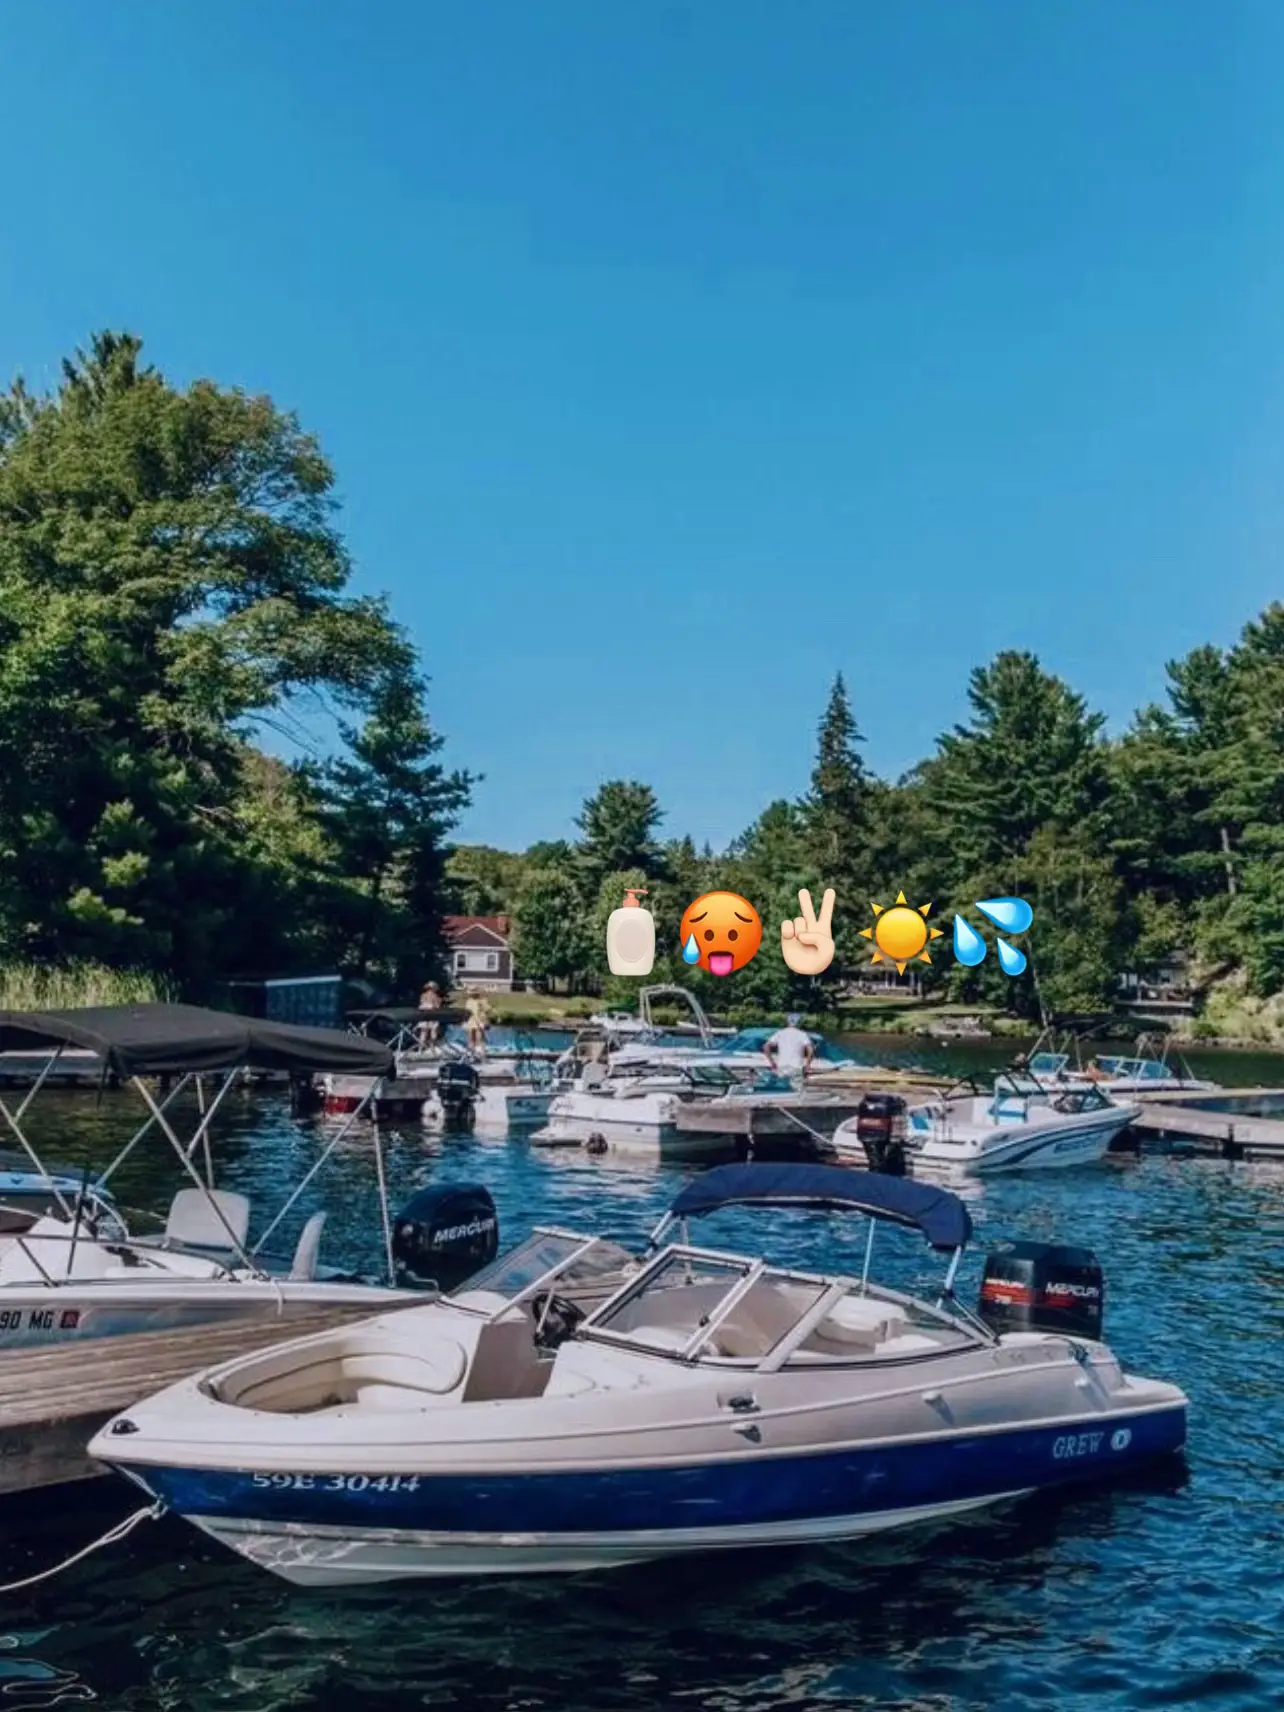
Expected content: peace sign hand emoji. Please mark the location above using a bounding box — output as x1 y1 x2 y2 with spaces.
780 888 836 976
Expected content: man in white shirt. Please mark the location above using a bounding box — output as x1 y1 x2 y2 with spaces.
764 1014 814 1083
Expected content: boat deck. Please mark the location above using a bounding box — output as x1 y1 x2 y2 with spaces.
0 1303 395 1495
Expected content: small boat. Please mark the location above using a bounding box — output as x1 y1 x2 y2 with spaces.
0 1004 504 1348
831 1069 1138 1176
91 1163 1188 1587
916 1014 992 1041
589 986 737 1044
1027 1029 1216 1097
531 1058 859 1157
531 1060 738 1156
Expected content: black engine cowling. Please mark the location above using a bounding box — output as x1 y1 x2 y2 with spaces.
391 1182 498 1290
978 1240 1104 1341
855 1093 907 1175
436 1060 480 1121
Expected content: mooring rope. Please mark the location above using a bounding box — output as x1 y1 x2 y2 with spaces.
0 1499 165 1595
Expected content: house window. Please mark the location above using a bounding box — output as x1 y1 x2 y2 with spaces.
454 948 502 973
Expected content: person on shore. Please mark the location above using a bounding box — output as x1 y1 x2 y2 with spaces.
464 990 491 1056
416 981 442 1048
764 1013 814 1085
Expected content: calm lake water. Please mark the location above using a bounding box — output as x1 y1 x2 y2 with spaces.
1 1033 1283 1710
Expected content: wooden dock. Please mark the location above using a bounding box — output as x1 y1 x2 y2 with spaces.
673 1083 944 1141
0 1303 388 1495
1128 1092 1284 1160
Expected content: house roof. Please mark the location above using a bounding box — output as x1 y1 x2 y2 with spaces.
443 915 511 946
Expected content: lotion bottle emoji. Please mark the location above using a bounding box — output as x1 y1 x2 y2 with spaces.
606 888 655 976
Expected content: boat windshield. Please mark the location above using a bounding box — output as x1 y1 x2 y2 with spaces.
1095 1057 1164 1080
579 1244 977 1365
1028 1052 1069 1077
720 1029 848 1063
447 1228 632 1303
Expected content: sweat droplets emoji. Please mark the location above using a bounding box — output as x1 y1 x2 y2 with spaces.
678 892 762 976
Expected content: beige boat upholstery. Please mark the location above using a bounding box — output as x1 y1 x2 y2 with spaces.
162 1188 251 1252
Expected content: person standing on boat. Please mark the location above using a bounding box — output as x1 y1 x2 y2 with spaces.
464 990 491 1056
417 981 442 1047
765 1013 814 1085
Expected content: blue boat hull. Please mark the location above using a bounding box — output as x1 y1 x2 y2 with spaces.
107 1402 1187 1584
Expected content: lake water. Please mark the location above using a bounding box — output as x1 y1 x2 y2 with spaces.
1 1036 1283 1710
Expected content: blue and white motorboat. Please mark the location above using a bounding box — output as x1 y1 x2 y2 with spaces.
91 1164 1188 1587
830 1070 1139 1176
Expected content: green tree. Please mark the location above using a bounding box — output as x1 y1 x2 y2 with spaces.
0 330 456 982
574 781 665 901
511 867 592 991
312 666 472 983
446 845 526 915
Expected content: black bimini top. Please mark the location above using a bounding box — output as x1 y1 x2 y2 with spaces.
0 1004 395 1079
667 1162 972 1252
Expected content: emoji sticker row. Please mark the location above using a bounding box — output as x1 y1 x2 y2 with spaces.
606 888 837 978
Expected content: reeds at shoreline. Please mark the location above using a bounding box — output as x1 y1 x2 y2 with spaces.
0 961 173 1011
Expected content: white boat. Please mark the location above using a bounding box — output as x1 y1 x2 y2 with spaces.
91 1163 1188 1588
1028 1050 1216 1096
589 986 737 1043
531 1061 735 1156
831 1070 1137 1176
531 1057 860 1158
0 1004 504 1348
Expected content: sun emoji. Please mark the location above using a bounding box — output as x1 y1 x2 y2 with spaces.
860 891 943 975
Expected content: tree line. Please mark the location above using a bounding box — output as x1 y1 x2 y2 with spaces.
2 331 1280 1025
454 632 1284 1023
0 332 469 996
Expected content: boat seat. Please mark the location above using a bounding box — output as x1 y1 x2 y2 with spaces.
810 1295 908 1349
460 1309 552 1402
288 1211 327 1281
710 1282 809 1359
160 1188 251 1253
624 1325 692 1352
309 1341 468 1412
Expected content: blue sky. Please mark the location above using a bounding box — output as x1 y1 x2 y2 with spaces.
3 2 1282 850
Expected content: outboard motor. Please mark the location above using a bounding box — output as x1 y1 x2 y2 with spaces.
978 1240 1105 1342
436 1060 480 1127
855 1093 907 1175
288 1074 324 1118
391 1182 499 1290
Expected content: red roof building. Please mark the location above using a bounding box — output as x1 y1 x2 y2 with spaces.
442 915 515 991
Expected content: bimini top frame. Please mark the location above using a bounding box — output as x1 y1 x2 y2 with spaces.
0 1004 402 1284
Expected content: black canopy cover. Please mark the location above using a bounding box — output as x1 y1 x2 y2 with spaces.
0 1004 395 1078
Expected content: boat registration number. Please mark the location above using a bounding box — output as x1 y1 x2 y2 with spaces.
0 1308 81 1332
249 1473 421 1492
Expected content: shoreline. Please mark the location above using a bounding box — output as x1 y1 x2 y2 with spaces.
479 993 1283 1055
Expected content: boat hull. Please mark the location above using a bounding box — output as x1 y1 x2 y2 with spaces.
0 1281 430 1350
911 1105 1139 1176
103 1400 1186 1586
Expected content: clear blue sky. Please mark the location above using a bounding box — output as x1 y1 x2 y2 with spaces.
3 2 1282 851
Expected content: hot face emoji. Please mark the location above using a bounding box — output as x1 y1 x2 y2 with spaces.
679 891 763 977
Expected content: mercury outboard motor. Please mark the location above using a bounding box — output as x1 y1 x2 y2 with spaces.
436 1060 480 1127
855 1093 907 1175
391 1182 498 1290
978 1240 1104 1341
